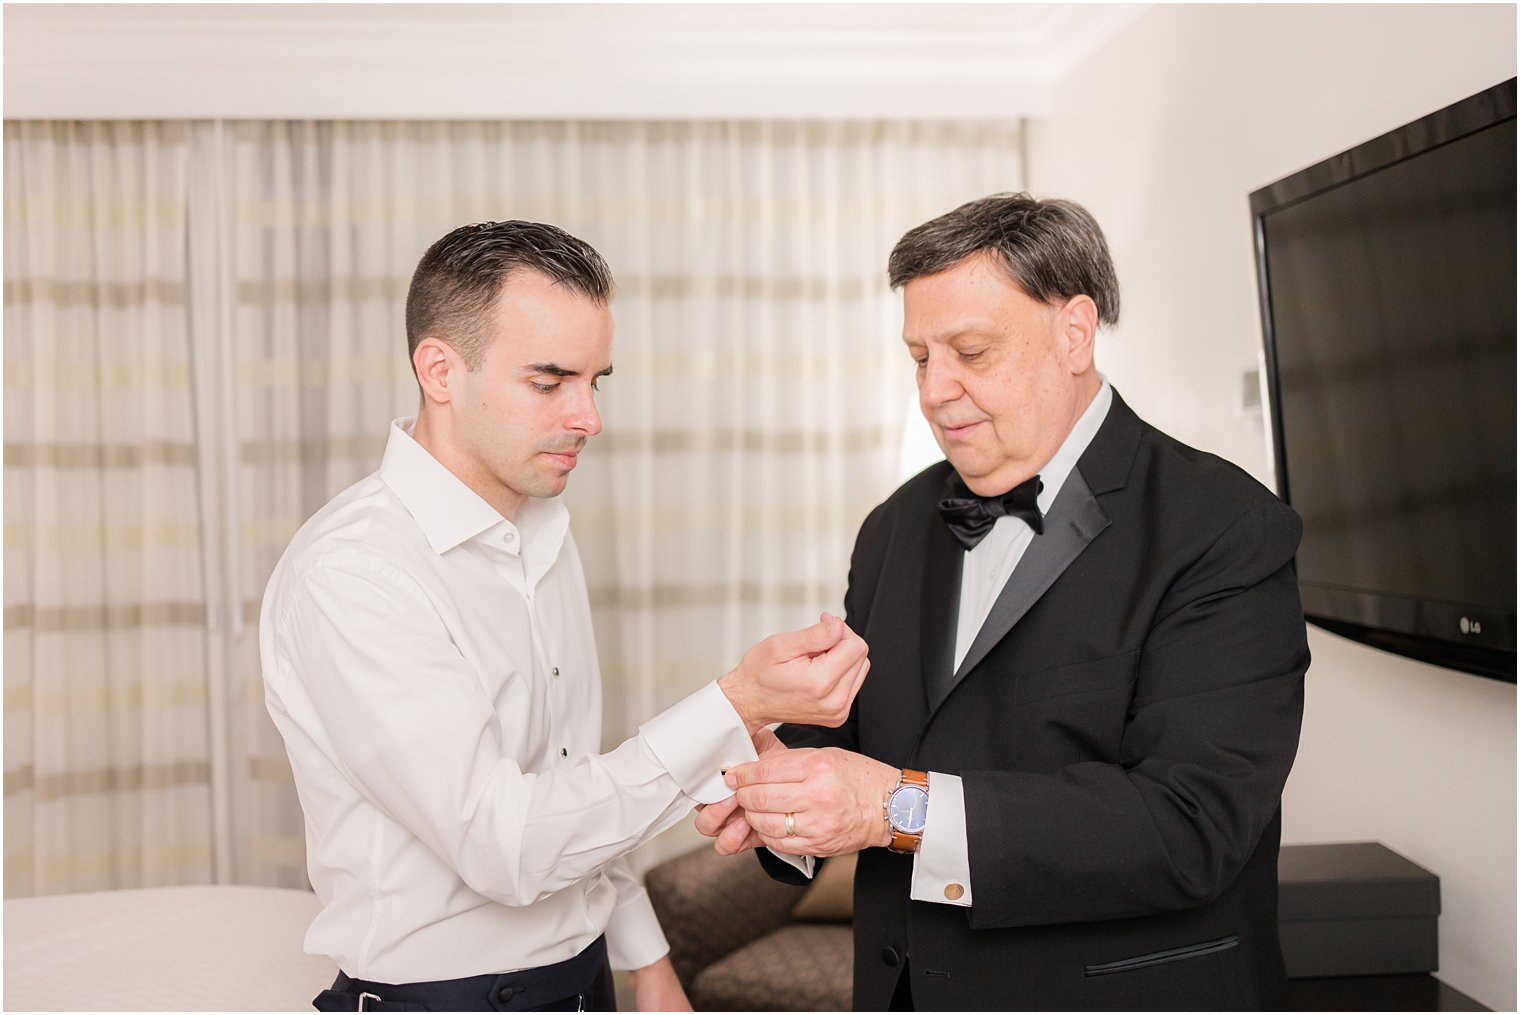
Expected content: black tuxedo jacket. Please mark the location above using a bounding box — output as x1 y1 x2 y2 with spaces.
763 390 1309 1011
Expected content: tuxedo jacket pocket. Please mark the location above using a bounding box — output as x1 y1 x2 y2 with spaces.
1084 935 1239 977
1013 649 1140 706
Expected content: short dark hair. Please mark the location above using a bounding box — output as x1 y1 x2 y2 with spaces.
405 220 615 373
887 193 1120 326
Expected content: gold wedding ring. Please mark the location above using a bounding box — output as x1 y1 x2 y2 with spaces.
784 812 797 837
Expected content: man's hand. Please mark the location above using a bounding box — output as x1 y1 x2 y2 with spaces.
723 747 899 857
627 955 692 1012
695 728 786 854
717 614 870 736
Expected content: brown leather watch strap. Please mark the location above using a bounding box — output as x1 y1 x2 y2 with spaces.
887 769 930 854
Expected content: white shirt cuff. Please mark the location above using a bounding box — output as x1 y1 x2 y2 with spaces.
603 882 671 972
910 771 973 907
764 847 816 879
638 681 756 804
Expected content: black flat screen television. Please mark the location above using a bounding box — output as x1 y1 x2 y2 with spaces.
1251 78 1517 682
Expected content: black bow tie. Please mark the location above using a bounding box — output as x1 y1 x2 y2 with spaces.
937 475 1044 551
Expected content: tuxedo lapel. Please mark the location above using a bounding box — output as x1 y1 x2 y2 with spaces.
929 468 1110 711
919 514 964 712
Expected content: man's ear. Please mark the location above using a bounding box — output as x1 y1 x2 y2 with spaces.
1060 295 1099 375
413 337 456 406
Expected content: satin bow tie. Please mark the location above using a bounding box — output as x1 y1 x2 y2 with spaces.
937 475 1044 551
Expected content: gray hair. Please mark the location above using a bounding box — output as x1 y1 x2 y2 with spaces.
887 193 1120 326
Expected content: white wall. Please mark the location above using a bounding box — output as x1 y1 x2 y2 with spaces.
1027 5 1516 1009
2 3 1143 120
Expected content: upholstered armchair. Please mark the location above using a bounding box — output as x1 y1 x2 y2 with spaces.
645 845 856 1011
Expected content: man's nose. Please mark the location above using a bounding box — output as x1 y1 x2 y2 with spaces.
567 387 602 437
920 356 963 405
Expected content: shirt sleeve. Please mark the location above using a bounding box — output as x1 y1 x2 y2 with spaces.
910 771 973 907
271 559 753 909
602 857 670 971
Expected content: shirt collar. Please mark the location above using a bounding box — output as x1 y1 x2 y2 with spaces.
1035 375 1113 514
378 417 569 558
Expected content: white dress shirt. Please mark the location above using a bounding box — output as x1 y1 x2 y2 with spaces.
911 379 1114 907
260 418 757 983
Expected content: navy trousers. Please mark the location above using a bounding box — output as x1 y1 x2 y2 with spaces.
313 936 615 1012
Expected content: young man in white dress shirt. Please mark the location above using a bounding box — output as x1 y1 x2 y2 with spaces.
260 221 870 1012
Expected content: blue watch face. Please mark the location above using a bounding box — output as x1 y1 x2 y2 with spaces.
889 785 929 834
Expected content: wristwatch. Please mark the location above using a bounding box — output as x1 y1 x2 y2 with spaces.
884 769 930 853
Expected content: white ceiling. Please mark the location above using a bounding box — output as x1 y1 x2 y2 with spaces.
3 3 1148 120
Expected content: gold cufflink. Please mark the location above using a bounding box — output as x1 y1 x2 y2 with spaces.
944 883 964 901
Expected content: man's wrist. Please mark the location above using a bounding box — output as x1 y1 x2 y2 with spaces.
875 765 898 849
883 768 930 854
717 671 765 736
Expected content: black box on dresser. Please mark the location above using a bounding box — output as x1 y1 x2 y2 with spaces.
1277 841 1440 978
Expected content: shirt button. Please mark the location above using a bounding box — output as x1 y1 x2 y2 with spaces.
560 747 568 758
881 945 901 967
944 882 965 901
552 666 560 678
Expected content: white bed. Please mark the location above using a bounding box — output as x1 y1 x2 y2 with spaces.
4 884 336 1011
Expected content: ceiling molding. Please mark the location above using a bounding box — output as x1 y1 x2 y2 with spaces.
3 3 1146 120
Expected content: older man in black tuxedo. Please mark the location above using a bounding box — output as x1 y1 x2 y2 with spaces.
700 194 1309 1011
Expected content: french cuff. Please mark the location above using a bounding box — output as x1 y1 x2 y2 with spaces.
764 846 816 879
603 883 670 971
909 772 973 907
638 680 756 804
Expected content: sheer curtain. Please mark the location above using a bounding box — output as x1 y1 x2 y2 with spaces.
4 118 1021 891
3 121 214 895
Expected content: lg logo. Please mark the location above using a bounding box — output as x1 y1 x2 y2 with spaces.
1459 616 1483 635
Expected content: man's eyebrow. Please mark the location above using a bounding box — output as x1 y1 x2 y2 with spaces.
525 363 614 378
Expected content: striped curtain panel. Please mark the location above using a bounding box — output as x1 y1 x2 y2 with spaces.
3 121 214 896
224 120 1022 886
